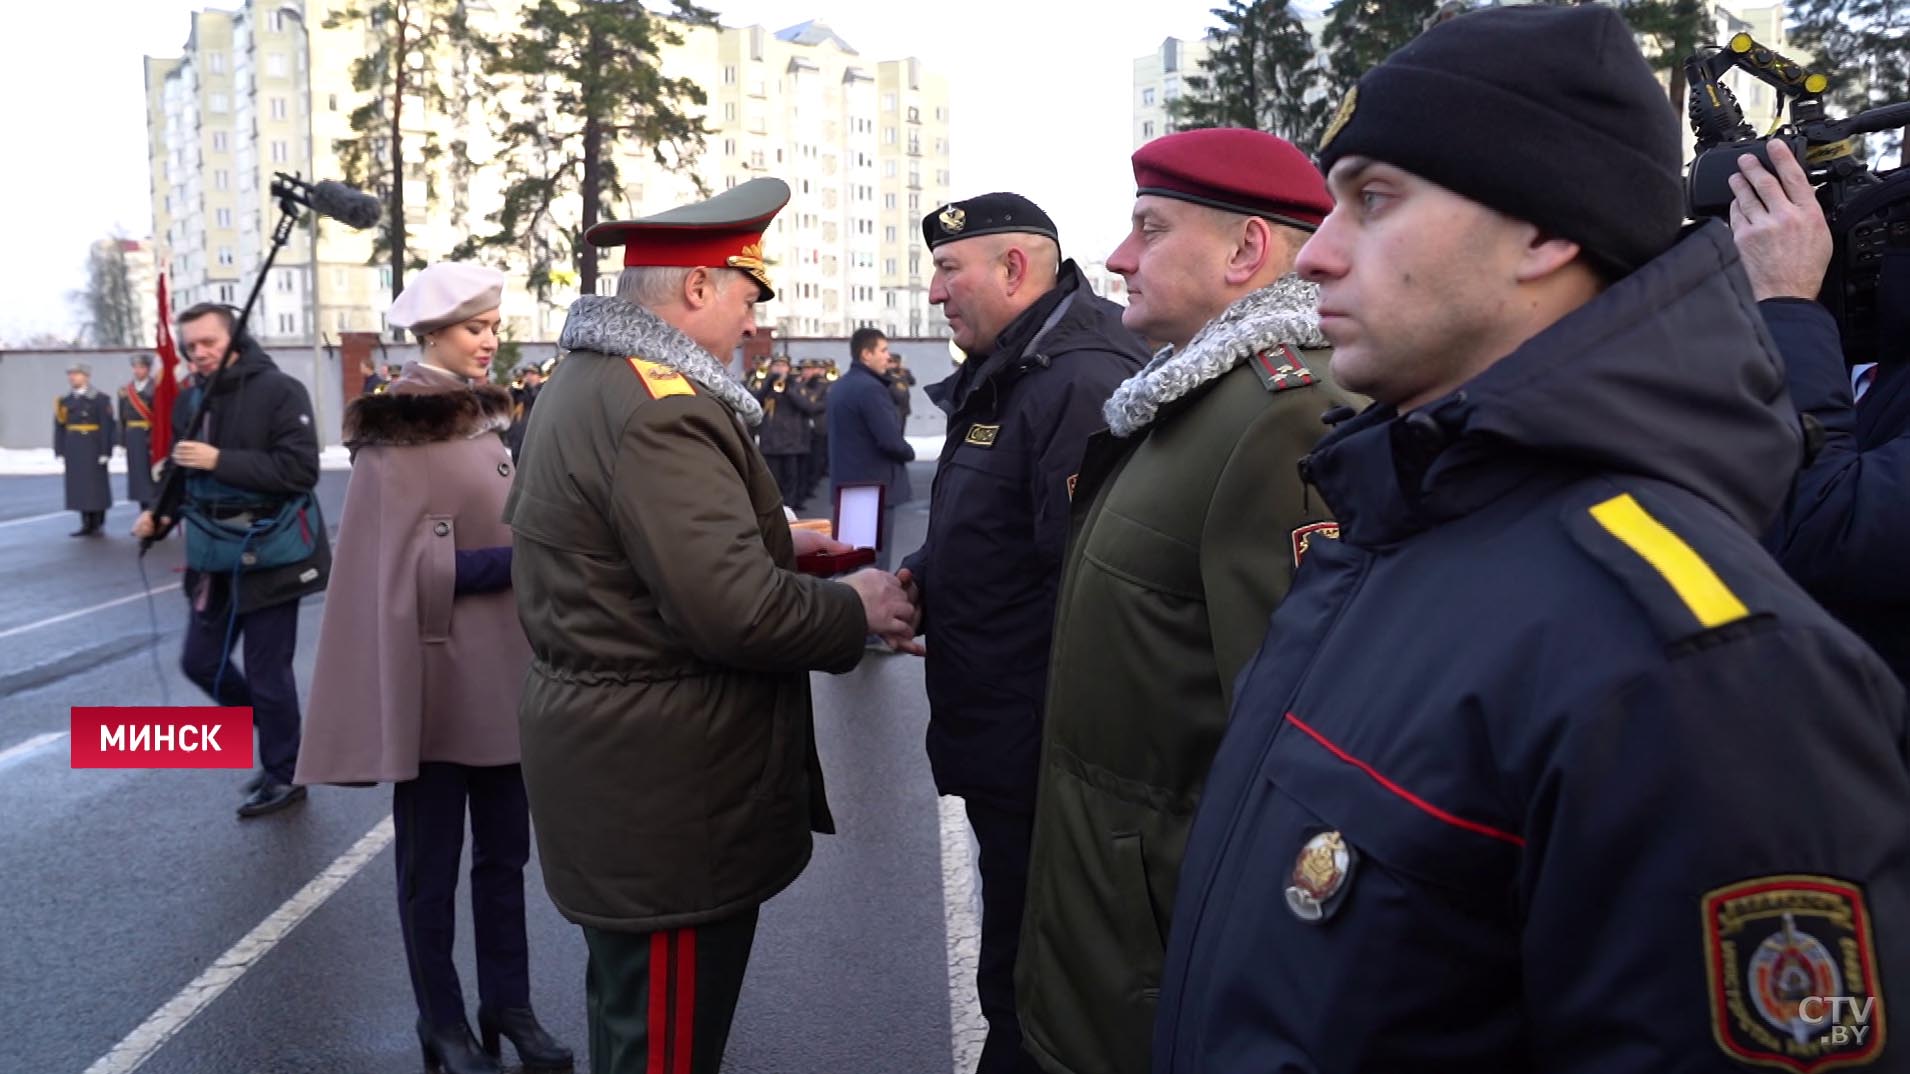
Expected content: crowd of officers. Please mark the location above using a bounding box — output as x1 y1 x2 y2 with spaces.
82 4 1908 1073
743 348 916 509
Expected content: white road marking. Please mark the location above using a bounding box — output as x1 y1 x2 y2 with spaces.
940 796 986 1074
0 585 183 641
0 731 67 769
80 815 396 1074
0 501 134 529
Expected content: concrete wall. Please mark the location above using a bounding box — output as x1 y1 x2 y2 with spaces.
1 337 959 449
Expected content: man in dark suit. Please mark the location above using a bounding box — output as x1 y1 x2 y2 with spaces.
827 328 915 570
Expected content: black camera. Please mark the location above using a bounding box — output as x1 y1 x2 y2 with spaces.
1685 33 1910 365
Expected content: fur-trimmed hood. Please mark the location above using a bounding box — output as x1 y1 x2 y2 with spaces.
1103 275 1326 438
558 295 764 427
343 363 514 450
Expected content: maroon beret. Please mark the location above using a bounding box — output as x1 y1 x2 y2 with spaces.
1132 128 1331 231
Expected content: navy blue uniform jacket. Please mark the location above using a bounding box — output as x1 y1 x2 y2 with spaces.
1154 224 1910 1073
1764 298 1910 689
827 358 915 505
903 262 1148 811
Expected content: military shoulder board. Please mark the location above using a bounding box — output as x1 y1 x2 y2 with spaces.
627 357 697 400
1250 345 1316 393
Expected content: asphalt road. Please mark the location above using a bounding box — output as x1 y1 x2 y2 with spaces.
0 463 972 1074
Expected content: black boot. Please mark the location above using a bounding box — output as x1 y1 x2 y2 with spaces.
417 1017 502 1074
69 515 90 537
478 1006 574 1072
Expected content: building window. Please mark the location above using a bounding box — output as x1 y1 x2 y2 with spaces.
724 138 736 156
209 53 224 74
1164 86 1180 101
885 258 897 275
216 207 232 227
218 284 236 303
1143 88 1156 106
278 312 297 335
750 149 765 169
886 292 896 308
884 193 896 210
269 10 286 32
884 127 896 145
724 65 737 84
276 271 295 293
907 105 920 123
271 139 289 162
218 246 234 266
884 160 896 178
214 169 229 190
908 194 920 213
1144 121 1155 138
885 225 897 243
329 93 339 111
724 102 736 122
211 131 228 152
271 97 288 120
266 53 287 78
209 92 228 113
882 92 896 111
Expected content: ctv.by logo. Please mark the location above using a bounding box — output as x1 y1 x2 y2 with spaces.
1794 996 1877 1048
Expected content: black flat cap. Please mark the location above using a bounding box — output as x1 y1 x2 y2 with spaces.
922 192 1060 251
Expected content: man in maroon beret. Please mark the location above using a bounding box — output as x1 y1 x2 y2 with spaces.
1015 127 1360 1074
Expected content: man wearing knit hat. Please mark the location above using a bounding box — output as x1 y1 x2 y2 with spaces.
901 192 1148 1074
1153 6 1910 1073
1016 127 1359 1074
503 177 915 1074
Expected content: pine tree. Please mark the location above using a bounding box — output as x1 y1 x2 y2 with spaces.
1174 0 1330 151
471 0 717 302
71 238 141 347
1321 0 1438 97
324 0 486 308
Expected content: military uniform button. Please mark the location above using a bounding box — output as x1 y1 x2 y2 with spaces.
498 462 512 477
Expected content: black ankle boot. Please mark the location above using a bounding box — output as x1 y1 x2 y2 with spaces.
478 1005 575 1072
417 1016 502 1074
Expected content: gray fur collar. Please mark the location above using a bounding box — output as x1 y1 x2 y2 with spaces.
1103 275 1326 438
559 295 763 427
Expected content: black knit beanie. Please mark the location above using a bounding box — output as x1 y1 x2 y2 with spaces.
1315 4 1683 276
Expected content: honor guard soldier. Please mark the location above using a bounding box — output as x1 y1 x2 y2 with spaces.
1018 128 1360 1074
119 354 160 511
1151 8 1910 1073
504 177 915 1074
901 193 1149 1073
55 361 116 536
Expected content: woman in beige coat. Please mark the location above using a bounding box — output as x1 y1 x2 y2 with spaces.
298 263 572 1074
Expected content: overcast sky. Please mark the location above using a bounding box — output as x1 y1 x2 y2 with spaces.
0 0 1230 344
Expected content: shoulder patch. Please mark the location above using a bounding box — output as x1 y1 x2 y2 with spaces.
1704 874 1884 1072
965 423 1000 447
627 357 696 400
1249 345 1317 394
1291 521 1340 568
1570 491 1754 639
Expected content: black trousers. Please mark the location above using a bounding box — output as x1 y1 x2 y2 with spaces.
965 799 1043 1074
765 453 806 510
582 910 759 1074
802 435 828 504
180 597 301 783
393 762 532 1029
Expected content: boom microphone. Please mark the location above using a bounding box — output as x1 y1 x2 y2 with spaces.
271 173 382 230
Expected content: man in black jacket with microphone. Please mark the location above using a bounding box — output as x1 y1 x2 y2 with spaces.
134 303 330 818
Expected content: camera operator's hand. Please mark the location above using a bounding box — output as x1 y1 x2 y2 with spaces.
1727 139 1832 302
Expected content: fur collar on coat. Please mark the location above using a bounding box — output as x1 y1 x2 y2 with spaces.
558 295 764 427
343 364 514 450
1103 274 1327 439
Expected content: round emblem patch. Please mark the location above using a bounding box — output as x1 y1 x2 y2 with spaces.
1285 830 1356 923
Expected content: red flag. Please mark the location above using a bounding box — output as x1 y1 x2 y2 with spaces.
151 273 180 464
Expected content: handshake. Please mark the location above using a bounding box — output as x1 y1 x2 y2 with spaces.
791 529 923 655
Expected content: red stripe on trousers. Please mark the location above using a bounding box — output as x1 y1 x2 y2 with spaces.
674 928 698 1074
648 931 670 1074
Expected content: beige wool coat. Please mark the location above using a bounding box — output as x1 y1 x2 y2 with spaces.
296 362 528 786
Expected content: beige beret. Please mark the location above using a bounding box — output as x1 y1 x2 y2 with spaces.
387 262 506 334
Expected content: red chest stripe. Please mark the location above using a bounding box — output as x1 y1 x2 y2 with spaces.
1283 712 1526 847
